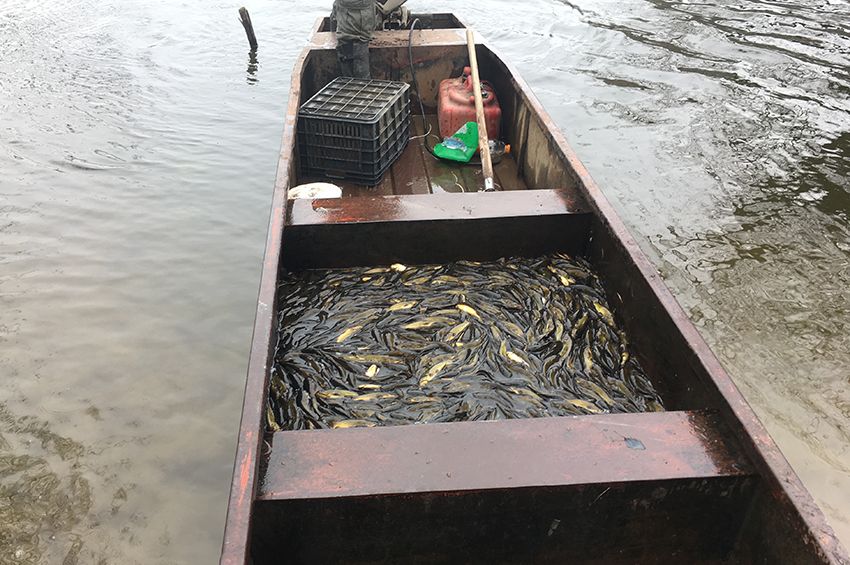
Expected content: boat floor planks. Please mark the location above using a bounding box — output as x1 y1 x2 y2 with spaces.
299 115 528 197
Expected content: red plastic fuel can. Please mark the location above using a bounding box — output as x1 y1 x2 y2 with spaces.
437 66 501 140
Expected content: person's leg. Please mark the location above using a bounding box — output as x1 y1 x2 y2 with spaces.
350 40 370 79
337 39 356 77
337 39 370 78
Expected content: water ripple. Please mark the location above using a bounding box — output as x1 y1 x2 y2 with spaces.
2 0 849 561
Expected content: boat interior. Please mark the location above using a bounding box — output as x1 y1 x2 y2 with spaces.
220 14 846 565
293 14 571 197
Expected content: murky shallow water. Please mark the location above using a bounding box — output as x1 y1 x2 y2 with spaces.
1 0 848 562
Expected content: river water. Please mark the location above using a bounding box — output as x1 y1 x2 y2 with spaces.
1 0 847 562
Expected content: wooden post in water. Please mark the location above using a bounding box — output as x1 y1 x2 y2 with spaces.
239 7 258 51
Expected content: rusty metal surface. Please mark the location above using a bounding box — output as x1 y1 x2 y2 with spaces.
217 18 319 565
221 14 850 565
287 188 586 226
254 477 757 565
310 28 468 50
281 210 591 270
259 410 751 501
478 34 848 565
316 13 465 34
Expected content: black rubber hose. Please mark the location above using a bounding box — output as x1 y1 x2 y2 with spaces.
408 19 432 148
408 19 483 165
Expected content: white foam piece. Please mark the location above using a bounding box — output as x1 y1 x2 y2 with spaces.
288 182 343 200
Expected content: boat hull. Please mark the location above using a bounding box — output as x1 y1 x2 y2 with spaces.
220 14 848 565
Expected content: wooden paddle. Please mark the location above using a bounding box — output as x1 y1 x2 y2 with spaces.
465 28 495 191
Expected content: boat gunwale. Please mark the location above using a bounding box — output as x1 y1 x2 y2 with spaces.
220 15 848 565
219 16 323 565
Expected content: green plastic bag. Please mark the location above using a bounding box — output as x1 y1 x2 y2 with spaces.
433 122 478 163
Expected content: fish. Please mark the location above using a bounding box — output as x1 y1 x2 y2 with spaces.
404 317 451 330
432 275 462 285
566 399 602 414
266 405 281 432
502 321 525 339
456 304 482 320
431 308 463 317
336 325 363 343
354 392 397 402
269 255 664 431
342 354 402 364
582 347 595 372
407 395 439 403
445 320 470 342
332 419 377 429
614 380 633 399
444 381 471 393
572 313 588 337
404 276 431 285
317 390 359 400
582 379 614 406
508 387 541 400
419 360 451 387
353 308 383 322
388 300 417 312
506 351 529 366
594 302 615 326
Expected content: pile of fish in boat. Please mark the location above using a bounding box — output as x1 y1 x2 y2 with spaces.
268 254 664 430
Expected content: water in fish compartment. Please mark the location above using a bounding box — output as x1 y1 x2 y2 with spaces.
268 253 664 431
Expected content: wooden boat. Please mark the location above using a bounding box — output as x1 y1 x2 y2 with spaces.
221 14 848 565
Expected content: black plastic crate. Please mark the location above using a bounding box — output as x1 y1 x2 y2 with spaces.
298 77 411 185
